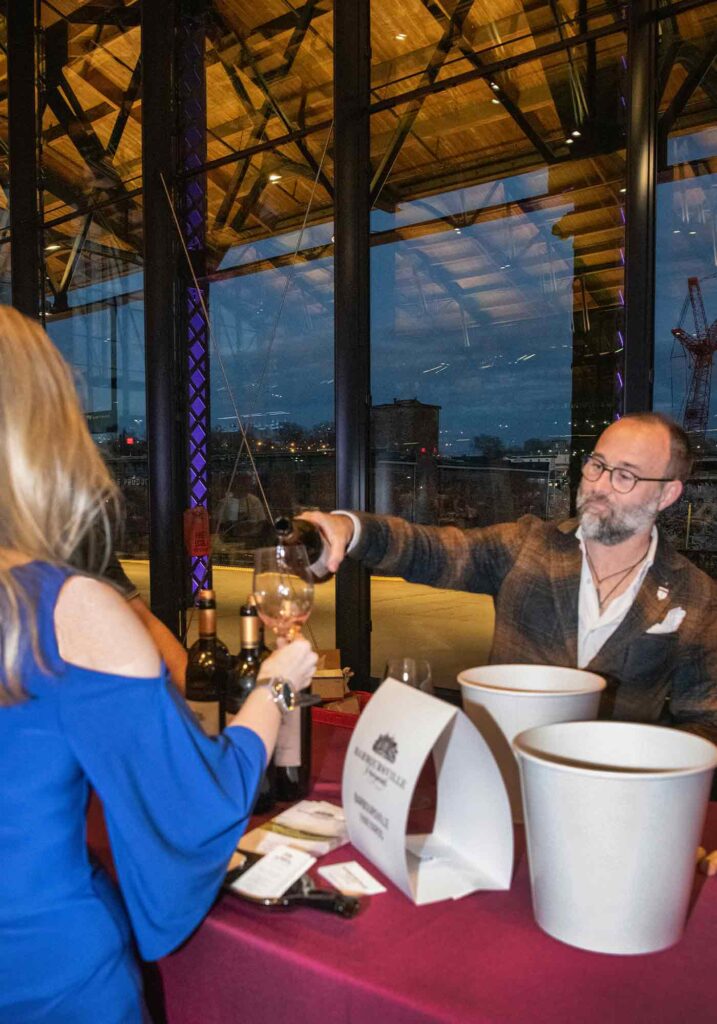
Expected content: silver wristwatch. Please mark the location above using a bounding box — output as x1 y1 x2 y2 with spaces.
256 677 296 714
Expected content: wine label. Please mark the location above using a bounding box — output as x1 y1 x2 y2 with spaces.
274 709 301 767
186 698 221 737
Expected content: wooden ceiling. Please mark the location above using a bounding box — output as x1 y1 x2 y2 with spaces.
0 1 716 327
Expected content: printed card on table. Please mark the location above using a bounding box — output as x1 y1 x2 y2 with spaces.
341 678 513 906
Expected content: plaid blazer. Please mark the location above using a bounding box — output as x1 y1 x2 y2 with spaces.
352 513 717 743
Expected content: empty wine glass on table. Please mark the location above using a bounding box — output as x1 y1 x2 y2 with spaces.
383 657 433 694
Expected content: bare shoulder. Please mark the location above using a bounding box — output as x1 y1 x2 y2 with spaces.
55 575 161 677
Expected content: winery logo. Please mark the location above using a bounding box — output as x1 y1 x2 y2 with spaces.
372 733 398 764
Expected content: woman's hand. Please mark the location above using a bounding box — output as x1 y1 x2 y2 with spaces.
259 638 318 694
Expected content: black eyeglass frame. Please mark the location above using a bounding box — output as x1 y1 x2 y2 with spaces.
581 454 674 494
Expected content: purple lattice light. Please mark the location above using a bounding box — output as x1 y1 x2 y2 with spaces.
178 16 210 596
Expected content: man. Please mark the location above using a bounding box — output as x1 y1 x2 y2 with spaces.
303 413 717 743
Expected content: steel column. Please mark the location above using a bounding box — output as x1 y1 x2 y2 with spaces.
7 1 41 318
334 0 372 685
141 0 186 634
624 0 658 414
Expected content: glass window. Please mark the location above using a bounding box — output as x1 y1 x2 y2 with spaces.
654 1 717 573
38 3 147 574
370 26 627 687
199 6 336 653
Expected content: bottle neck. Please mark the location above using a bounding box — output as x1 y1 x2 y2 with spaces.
198 607 217 639
239 614 261 651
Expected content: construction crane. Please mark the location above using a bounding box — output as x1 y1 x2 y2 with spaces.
671 275 717 440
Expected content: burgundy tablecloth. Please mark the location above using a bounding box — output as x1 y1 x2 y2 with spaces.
157 752 717 1024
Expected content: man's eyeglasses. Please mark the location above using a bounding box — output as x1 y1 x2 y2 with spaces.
581 455 674 495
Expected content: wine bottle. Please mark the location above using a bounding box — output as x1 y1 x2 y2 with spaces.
274 692 311 803
185 589 230 736
274 516 331 582
245 592 271 657
225 600 275 813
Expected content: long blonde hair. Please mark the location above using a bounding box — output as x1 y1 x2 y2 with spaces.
0 306 120 702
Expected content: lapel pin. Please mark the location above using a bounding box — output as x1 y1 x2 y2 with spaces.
656 585 669 601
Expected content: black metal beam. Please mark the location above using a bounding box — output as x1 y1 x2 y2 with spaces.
334 0 371 686
419 0 557 166
371 17 627 119
142 0 186 635
660 36 717 143
7 1 40 317
624 0 658 414
371 2 476 205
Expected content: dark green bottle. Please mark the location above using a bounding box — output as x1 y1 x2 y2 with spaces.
226 601 275 813
185 589 230 736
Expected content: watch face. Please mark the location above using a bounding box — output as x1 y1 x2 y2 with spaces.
281 683 294 710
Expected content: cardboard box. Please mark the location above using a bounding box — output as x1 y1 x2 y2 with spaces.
311 649 350 701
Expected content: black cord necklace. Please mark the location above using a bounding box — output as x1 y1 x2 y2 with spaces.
584 543 651 613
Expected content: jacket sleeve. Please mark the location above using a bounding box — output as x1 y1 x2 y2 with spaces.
350 512 537 596
58 667 266 960
668 588 717 747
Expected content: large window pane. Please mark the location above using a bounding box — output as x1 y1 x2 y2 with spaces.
199 134 335 621
654 1 717 573
38 4 147 568
370 29 627 686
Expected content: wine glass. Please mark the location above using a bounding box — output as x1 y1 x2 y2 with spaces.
382 657 433 694
253 545 320 709
253 544 314 641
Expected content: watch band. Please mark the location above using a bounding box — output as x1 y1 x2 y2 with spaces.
256 677 296 714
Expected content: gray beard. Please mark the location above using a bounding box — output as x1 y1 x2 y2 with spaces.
577 489 660 546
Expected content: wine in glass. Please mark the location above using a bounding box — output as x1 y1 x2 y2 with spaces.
253 544 314 641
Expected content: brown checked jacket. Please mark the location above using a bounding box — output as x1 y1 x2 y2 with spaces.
351 512 717 744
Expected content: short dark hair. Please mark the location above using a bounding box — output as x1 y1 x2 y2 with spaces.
621 412 693 482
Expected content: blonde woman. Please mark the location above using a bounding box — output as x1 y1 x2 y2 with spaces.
0 307 317 1024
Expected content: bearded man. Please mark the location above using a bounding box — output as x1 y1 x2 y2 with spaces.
302 413 717 742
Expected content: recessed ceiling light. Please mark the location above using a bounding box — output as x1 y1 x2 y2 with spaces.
395 33 407 41
673 229 681 234
490 82 500 91
268 172 282 182
619 187 627 194
565 138 574 144
689 230 697 235
572 129 581 138
491 98 500 104
44 243 61 252
454 227 461 234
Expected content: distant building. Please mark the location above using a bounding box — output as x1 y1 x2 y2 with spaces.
372 398 441 457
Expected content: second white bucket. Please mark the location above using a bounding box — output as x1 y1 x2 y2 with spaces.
514 721 717 955
457 664 606 821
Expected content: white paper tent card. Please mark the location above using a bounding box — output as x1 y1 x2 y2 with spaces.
342 678 513 905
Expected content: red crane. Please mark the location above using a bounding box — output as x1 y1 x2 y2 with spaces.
671 276 717 439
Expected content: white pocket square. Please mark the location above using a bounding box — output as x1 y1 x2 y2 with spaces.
646 607 686 635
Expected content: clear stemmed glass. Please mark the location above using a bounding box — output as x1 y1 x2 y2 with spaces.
253 544 319 707
382 657 433 694
253 544 314 640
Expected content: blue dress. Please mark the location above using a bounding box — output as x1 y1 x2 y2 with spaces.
0 563 266 1023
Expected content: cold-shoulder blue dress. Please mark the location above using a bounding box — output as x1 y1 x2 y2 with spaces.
0 562 266 1023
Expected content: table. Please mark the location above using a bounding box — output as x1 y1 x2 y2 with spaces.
155 737 717 1024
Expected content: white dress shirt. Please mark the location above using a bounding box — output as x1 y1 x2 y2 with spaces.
576 525 657 667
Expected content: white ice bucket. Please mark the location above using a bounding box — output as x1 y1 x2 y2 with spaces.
457 665 606 821
514 721 717 955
